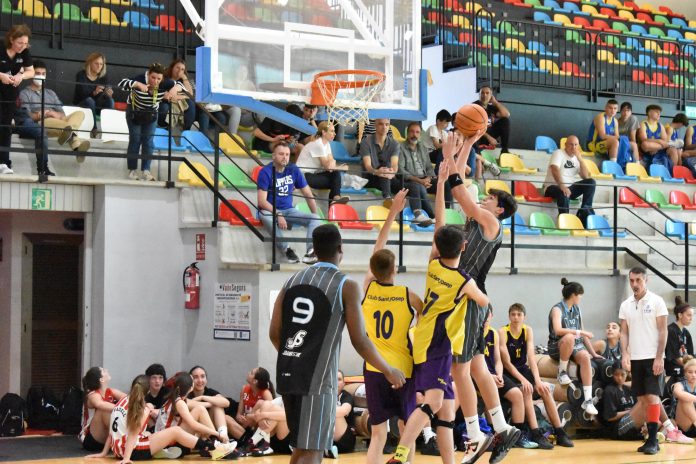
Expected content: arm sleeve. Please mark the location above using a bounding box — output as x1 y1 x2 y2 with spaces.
602 386 619 421
293 166 308 189
665 324 681 362
73 71 92 104
21 50 32 68
256 167 271 192
548 150 564 169
656 297 669 317
427 125 440 139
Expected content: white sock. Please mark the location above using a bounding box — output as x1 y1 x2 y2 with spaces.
663 419 676 433
251 428 270 445
217 426 228 441
583 386 593 402
488 406 511 433
559 360 569 372
465 415 482 440
422 426 436 443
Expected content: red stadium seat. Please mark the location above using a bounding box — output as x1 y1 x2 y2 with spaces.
656 57 679 70
573 16 601 31
632 70 649 83
619 187 650 208
592 19 619 33
658 5 684 19
649 72 677 88
219 200 262 226
673 166 696 184
636 12 659 25
599 7 619 19
669 191 696 210
662 42 680 56
251 165 263 183
513 181 553 203
623 1 650 13
562 62 590 78
155 14 189 32
328 204 373 230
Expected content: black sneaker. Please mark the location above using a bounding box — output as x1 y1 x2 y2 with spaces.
637 440 659 454
489 427 521 464
251 440 274 456
285 248 300 263
554 430 574 448
531 429 554 449
420 438 440 456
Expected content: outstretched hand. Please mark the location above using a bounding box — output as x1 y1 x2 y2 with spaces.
438 158 452 184
457 129 485 158
389 189 409 215
442 131 463 160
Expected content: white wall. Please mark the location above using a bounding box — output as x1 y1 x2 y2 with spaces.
422 45 478 129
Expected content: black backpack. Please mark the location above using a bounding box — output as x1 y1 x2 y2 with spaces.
58 386 84 435
26 386 61 430
0 393 26 437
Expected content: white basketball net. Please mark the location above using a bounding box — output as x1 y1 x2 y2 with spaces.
313 71 385 127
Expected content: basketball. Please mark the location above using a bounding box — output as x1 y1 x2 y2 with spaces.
455 104 489 136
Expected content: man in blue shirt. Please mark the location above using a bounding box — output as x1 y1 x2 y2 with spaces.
257 141 322 264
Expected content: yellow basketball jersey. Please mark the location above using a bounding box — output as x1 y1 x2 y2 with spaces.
362 281 416 376
412 259 470 364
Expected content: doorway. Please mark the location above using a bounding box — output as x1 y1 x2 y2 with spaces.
23 234 83 395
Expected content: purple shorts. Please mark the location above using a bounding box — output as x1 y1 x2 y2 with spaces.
364 370 416 425
413 354 455 400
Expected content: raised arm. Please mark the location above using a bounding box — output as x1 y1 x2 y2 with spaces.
429 160 451 261
343 279 405 388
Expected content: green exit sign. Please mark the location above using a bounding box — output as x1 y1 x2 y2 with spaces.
686 106 696 119
31 188 52 210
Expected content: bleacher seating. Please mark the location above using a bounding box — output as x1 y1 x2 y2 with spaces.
586 214 627 238
558 213 599 237
220 200 262 226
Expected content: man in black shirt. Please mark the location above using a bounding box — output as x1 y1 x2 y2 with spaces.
474 86 511 154
252 104 309 160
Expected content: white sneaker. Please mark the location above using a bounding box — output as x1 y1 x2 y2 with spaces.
413 213 434 227
557 370 572 386
581 399 598 415
0 164 13 174
461 433 494 464
153 447 183 459
141 170 157 181
210 441 237 460
128 169 140 180
323 445 338 459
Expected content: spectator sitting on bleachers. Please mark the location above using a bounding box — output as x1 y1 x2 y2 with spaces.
666 113 689 172
330 370 356 457
423 109 451 164
672 358 696 438
398 122 436 226
226 65 256 135
543 135 595 226
157 59 195 137
19 60 90 159
302 104 318 131
73 52 114 137
683 122 696 177
0 24 36 175
256 141 321 264
360 118 401 207
665 296 693 379
12 106 52 176
252 104 308 161
474 86 511 154
359 118 393 142
295 121 350 207
618 102 640 162
638 104 677 173
588 99 620 161
119 62 183 181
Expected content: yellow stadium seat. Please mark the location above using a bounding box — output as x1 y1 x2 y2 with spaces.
499 153 537 174
452 15 471 29
219 133 258 157
625 162 662 183
366 205 410 231
618 9 642 22
640 2 656 12
606 0 628 9
485 179 511 195
539 60 569 76
504 38 534 54
390 125 405 143
18 0 50 17
177 162 222 187
597 50 625 65
643 40 662 53
89 6 127 26
559 137 594 157
690 20 696 29
685 31 696 42
558 213 600 237
582 160 613 180
554 14 581 27
581 4 607 18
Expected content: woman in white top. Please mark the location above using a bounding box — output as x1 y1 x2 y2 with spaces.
296 122 350 206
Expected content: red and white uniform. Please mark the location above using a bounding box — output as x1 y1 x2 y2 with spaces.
241 385 266 414
110 396 151 458
79 388 116 442
154 397 183 432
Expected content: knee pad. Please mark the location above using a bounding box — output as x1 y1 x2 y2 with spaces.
432 416 455 430
417 403 435 422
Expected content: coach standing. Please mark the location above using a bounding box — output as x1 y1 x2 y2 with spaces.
619 267 690 455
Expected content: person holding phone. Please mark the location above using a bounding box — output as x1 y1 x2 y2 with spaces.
74 52 114 137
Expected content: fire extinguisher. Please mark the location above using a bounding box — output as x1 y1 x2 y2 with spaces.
183 262 200 310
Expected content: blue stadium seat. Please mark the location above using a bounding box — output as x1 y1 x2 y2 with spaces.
631 24 657 38
543 0 570 13
624 37 645 50
637 54 667 69
131 0 164 9
153 127 189 152
182 130 216 154
515 56 547 72
403 207 435 232
527 40 559 57
475 17 492 31
493 54 514 69
617 52 637 66
562 2 587 15
535 135 557 153
665 220 696 240
586 214 627 238
123 10 160 28
602 160 637 181
502 213 542 235
330 141 360 164
649 164 684 183
533 11 561 24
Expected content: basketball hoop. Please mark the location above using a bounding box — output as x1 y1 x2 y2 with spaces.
311 70 385 127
